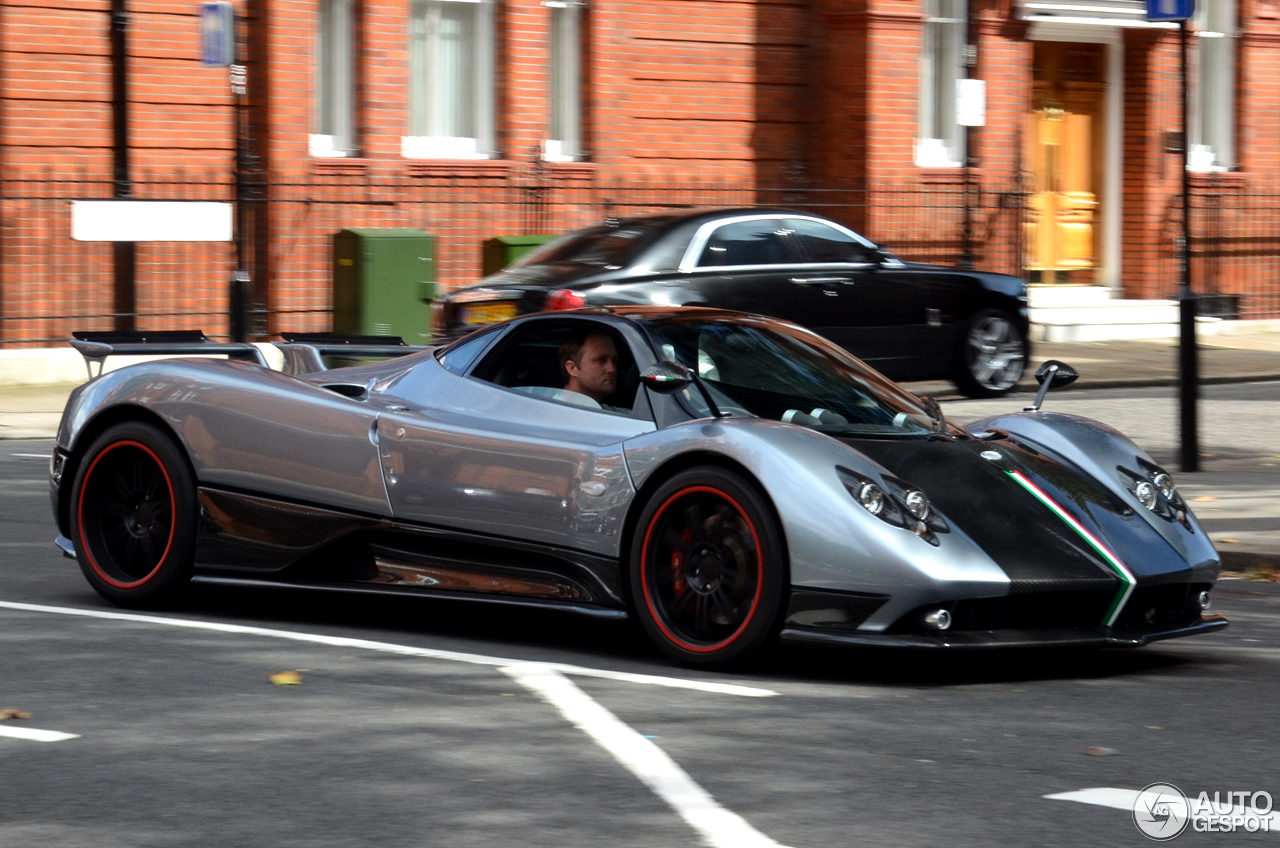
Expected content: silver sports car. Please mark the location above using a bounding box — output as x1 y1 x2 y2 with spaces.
50 309 1226 667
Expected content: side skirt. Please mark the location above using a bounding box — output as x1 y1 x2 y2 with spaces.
195 487 627 609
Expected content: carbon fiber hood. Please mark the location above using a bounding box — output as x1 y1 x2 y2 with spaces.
847 435 1212 590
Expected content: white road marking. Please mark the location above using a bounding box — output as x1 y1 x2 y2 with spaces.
1 599 789 847
505 662 789 848
1047 787 1280 831
1045 787 1139 810
9 454 49 459
0 601 776 697
0 726 79 743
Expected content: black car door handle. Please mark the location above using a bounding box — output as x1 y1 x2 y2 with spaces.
790 277 852 286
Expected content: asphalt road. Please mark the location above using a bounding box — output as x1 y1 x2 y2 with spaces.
3 385 1279 847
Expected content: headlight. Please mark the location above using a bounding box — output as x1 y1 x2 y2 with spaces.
1134 480 1158 510
857 483 886 516
903 490 930 521
1153 472 1175 500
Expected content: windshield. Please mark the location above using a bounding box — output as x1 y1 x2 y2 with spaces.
639 315 949 438
510 223 656 269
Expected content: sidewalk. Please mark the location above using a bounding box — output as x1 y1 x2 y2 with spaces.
3 330 1278 573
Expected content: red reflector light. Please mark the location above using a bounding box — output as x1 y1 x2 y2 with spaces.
544 289 586 311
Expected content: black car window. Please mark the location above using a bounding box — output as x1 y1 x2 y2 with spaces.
472 322 642 416
509 224 655 268
787 218 876 264
696 220 791 268
436 327 501 375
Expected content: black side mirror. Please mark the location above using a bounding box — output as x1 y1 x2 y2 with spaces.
639 361 694 394
1024 360 1080 412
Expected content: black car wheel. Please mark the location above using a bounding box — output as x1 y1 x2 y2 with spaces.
955 309 1028 399
629 468 785 668
71 421 197 607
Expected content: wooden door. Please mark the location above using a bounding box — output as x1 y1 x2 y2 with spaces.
1025 42 1106 284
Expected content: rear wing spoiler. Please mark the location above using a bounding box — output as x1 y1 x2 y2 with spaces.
273 333 432 375
70 331 269 379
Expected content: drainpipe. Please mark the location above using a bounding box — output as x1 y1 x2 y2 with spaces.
110 0 135 332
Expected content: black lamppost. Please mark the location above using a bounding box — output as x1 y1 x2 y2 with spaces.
1177 16 1199 472
110 0 135 331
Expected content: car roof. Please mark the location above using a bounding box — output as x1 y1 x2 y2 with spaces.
596 207 805 231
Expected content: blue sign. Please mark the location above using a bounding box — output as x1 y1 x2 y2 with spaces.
1147 0 1194 21
200 2 235 67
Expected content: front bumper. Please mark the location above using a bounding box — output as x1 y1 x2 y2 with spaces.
779 613 1229 650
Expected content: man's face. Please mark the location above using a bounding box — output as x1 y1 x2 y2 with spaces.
566 334 618 401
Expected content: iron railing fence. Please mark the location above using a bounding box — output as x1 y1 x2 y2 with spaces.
1 168 1274 347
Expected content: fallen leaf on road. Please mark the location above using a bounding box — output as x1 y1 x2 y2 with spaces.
1220 539 1240 544
269 671 302 685
1193 496 1217 502
0 709 31 720
1082 746 1119 757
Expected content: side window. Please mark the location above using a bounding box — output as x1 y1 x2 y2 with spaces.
473 322 640 415
697 220 791 268
437 328 500 375
787 219 875 264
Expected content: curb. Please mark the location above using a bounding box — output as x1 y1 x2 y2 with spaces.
1220 551 1280 574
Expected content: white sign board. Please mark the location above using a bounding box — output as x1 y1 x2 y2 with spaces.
71 201 233 242
200 1 235 66
956 78 987 128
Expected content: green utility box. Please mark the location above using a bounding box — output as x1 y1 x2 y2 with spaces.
332 228 436 344
482 234 556 276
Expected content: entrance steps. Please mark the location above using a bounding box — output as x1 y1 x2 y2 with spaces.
1028 285 1223 343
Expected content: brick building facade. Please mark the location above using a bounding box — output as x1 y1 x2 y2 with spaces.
1 0 1277 344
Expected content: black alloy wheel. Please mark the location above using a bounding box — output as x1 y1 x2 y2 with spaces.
955 308 1028 399
630 467 786 668
71 421 197 607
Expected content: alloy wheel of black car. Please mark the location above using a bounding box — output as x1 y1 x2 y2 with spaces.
630 467 786 668
955 309 1028 399
71 421 197 607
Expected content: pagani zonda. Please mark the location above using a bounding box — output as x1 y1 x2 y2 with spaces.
50 312 1226 667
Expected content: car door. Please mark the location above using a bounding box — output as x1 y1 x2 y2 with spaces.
375 320 656 558
785 217 934 378
674 216 835 330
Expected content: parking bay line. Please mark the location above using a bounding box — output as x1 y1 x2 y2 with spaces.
0 600 790 848
0 726 79 743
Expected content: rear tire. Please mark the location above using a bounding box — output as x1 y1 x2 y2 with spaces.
629 467 786 668
954 308 1028 399
70 421 197 608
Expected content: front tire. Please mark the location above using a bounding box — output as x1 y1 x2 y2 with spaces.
629 468 786 668
954 308 1028 399
70 421 197 608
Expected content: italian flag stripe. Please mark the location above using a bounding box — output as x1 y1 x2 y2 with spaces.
1005 469 1136 627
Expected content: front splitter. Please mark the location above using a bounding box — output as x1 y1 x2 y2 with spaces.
779 614 1229 650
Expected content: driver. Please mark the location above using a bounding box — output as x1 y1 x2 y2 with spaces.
560 331 618 403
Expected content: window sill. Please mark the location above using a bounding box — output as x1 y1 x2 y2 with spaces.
543 161 596 180
918 166 974 185
311 158 370 176
1188 170 1247 189
406 160 515 178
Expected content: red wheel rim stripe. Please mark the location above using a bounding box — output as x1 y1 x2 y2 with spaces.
640 485 765 654
76 440 176 590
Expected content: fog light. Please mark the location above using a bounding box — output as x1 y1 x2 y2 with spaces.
857 483 886 516
1198 591 1211 611
923 609 952 631
1134 480 1158 510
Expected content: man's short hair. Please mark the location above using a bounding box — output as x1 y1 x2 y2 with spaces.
559 330 611 384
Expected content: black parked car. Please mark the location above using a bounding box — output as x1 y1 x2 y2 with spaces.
438 208 1030 398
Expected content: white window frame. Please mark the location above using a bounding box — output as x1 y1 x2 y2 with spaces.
544 0 584 162
312 0 357 158
403 0 496 160
1189 0 1235 172
917 0 966 168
